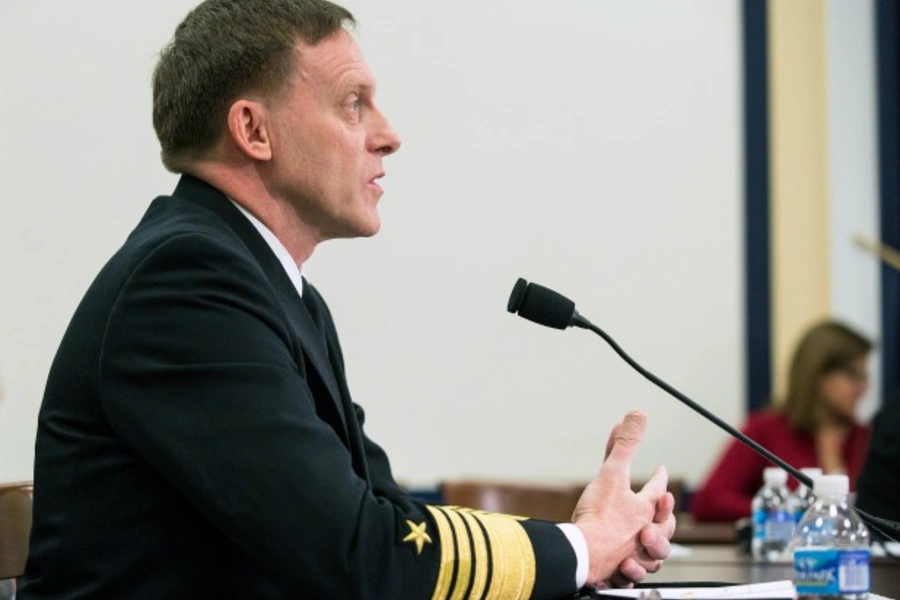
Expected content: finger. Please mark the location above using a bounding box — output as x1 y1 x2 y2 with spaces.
607 573 635 589
640 526 672 560
607 570 635 588
605 410 647 469
625 552 664 577
616 558 647 584
638 464 669 500
651 505 678 541
654 491 676 522
662 510 677 540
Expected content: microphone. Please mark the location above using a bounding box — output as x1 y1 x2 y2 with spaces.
507 278 583 329
507 277 900 541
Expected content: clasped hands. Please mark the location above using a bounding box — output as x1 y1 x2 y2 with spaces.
573 410 677 589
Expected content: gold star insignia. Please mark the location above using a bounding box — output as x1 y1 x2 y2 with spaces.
402 520 432 555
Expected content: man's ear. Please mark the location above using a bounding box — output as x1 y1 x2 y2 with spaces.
226 100 273 161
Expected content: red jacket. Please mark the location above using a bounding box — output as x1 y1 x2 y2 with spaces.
690 409 871 522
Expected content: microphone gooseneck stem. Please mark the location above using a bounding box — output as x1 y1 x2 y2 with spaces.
573 316 813 488
572 314 900 543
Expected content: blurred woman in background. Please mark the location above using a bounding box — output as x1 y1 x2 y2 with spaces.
691 320 873 522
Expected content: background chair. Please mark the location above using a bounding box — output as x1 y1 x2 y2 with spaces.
0 480 33 581
440 477 734 544
440 480 582 522
439 477 692 533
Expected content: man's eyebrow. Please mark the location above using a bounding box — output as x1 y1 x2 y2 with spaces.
334 70 377 94
342 82 375 95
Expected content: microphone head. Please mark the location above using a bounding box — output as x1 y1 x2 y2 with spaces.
507 278 576 329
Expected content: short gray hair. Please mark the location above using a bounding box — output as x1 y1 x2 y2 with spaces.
152 0 355 173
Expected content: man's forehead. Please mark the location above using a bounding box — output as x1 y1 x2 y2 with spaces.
294 30 373 86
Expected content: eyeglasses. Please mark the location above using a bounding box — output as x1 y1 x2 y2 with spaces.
840 367 869 384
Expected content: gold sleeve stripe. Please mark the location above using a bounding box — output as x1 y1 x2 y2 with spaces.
474 512 506 600
426 506 456 600
509 513 536 599
427 506 536 600
443 507 474 600
502 511 535 600
467 509 536 600
488 515 516 600
456 509 490 600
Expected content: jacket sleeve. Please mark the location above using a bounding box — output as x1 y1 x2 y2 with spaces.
856 403 900 529
99 230 578 599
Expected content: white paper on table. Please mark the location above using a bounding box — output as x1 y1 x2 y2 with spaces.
668 543 693 558
596 580 897 600
597 580 794 599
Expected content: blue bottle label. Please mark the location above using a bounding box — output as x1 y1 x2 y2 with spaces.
753 508 793 541
752 509 765 540
793 548 870 595
765 509 793 541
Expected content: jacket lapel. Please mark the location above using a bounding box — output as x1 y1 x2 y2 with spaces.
171 175 350 438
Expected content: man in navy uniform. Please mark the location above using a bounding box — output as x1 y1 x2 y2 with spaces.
20 1 675 598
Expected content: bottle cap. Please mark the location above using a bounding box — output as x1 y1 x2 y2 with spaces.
799 467 822 488
763 467 788 486
813 474 849 498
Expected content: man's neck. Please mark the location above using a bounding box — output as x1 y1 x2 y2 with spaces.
187 163 319 265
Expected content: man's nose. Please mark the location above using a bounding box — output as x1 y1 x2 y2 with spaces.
368 108 401 156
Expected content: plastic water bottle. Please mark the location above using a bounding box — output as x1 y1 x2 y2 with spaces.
792 474 870 600
792 467 823 523
751 467 794 561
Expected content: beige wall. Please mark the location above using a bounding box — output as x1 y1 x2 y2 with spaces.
768 0 832 402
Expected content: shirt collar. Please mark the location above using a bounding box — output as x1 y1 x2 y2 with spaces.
228 199 306 297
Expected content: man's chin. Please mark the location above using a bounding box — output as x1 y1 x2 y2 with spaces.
331 218 381 240
358 212 382 237
352 217 381 238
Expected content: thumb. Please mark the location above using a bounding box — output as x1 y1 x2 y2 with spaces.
604 410 647 469
604 423 622 460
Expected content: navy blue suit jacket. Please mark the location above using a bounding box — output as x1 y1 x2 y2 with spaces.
20 175 576 599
